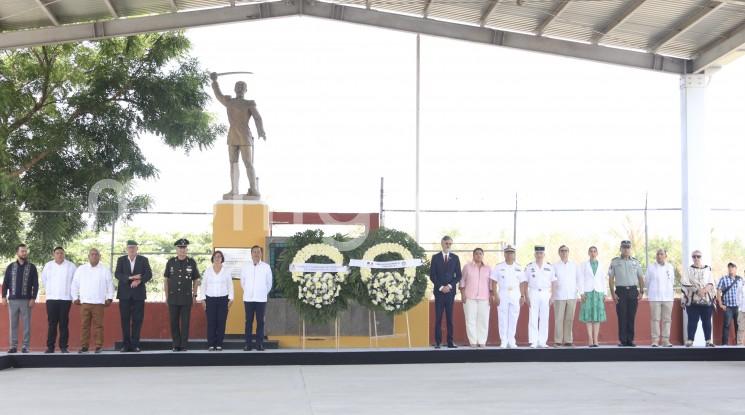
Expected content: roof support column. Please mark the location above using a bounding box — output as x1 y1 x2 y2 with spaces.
680 71 714 346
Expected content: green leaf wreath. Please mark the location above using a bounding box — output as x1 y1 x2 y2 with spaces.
348 227 430 314
275 229 352 324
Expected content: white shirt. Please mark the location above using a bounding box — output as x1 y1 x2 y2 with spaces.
552 260 579 300
577 260 608 294
240 261 273 302
71 263 114 304
522 262 556 291
198 265 234 301
645 261 675 302
490 261 523 302
128 256 137 273
41 259 77 301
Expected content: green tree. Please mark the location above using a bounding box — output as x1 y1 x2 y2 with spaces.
0 32 224 262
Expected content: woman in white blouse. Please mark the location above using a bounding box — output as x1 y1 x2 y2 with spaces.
197 251 234 351
681 250 716 347
577 246 608 347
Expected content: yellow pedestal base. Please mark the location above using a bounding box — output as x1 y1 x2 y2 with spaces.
212 200 270 334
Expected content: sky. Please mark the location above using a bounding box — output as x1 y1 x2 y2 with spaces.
127 15 745 255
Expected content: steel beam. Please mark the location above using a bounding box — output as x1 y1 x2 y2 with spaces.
649 1 724 53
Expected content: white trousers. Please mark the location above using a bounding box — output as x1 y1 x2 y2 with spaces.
498 299 520 347
463 298 490 346
529 289 551 347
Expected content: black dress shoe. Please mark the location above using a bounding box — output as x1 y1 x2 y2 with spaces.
60 348 69 354
21 347 29 353
172 347 179 352
447 344 458 349
45 348 54 354
434 344 441 349
7 347 17 354
618 343 625 347
119 347 129 353
627 343 636 347
256 345 265 351
95 347 103 353
79 347 89 354
133 347 141 353
179 348 188 352
243 345 253 351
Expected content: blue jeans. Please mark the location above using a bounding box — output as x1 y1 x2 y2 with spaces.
722 305 739 345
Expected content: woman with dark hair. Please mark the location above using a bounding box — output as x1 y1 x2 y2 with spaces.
197 250 234 351
459 247 492 347
578 246 607 347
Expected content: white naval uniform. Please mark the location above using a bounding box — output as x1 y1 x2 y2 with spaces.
522 262 556 347
490 261 523 348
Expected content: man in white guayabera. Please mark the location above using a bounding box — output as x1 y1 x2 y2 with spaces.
210 72 267 199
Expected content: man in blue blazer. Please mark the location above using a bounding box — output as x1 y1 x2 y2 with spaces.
430 235 462 348
114 240 153 352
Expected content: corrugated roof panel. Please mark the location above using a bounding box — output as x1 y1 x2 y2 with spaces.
544 0 625 42
544 20 593 42
370 0 426 18
607 0 705 52
485 1 555 33
662 4 745 58
427 0 483 25
49 0 111 24
176 0 235 10
0 0 56 30
114 0 174 16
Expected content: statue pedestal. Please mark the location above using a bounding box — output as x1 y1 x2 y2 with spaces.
213 200 270 334
213 200 269 248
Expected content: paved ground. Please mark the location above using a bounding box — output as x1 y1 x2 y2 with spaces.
1 361 744 414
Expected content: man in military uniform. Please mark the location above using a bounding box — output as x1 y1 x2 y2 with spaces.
490 245 523 348
520 246 556 348
164 239 201 352
608 240 645 347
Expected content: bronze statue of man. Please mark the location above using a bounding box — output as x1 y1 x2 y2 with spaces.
210 72 266 199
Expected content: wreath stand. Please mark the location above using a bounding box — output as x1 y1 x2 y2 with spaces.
368 310 412 349
300 317 341 351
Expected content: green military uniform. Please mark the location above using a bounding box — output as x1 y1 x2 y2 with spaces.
609 241 644 346
164 239 201 351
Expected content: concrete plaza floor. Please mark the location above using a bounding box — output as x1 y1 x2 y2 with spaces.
1 361 743 414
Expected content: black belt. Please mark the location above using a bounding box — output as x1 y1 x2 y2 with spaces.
616 286 638 289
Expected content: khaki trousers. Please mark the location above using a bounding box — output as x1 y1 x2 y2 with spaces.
80 303 105 348
553 299 576 345
649 301 673 345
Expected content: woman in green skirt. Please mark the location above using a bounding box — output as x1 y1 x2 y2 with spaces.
577 246 608 347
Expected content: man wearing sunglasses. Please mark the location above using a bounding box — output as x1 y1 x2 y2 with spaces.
608 240 644 347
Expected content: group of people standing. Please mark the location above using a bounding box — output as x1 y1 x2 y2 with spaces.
431 236 745 348
2 240 273 353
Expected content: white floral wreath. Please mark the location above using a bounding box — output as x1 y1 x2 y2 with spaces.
360 243 416 311
291 243 347 309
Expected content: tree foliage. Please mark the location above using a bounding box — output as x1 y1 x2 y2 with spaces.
0 32 224 259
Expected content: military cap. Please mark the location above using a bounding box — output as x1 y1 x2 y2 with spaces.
504 245 516 253
174 238 190 247
534 245 545 252
126 240 138 247
620 240 632 248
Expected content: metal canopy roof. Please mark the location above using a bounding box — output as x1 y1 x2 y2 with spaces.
2 0 745 74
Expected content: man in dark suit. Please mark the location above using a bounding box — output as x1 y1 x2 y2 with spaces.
430 235 462 348
114 240 152 352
